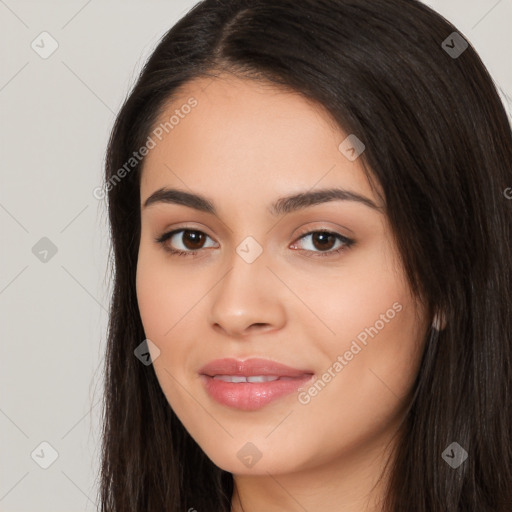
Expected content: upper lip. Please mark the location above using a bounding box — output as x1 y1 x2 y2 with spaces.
199 358 314 378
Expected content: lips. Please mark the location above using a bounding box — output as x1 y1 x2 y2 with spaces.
198 357 313 378
198 357 315 410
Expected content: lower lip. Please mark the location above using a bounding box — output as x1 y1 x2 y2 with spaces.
200 374 315 411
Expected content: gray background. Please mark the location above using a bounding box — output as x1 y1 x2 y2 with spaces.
0 1 510 510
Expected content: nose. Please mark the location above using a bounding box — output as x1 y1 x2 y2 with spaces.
207 246 287 338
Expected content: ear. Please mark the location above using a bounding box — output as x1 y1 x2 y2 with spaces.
432 310 447 330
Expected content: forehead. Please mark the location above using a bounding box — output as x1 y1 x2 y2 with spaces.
159 73 342 131
139 74 381 207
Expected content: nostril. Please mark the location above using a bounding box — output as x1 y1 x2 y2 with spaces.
248 323 272 332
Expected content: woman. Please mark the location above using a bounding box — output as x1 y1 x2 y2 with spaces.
99 0 512 510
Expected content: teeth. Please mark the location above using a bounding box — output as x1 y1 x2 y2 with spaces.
214 375 248 383
212 375 280 383
247 375 280 383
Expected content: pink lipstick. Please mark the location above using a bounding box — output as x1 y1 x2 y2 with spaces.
198 357 315 411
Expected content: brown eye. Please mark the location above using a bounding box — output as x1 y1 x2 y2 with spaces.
155 228 218 256
180 230 206 250
291 230 355 258
310 232 337 251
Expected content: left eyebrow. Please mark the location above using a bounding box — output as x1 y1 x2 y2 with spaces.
270 188 383 215
142 187 383 215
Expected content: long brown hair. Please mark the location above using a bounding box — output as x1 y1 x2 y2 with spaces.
99 0 512 510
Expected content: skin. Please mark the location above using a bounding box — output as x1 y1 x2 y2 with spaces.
136 73 430 512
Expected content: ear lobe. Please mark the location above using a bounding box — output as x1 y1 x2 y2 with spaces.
432 310 447 330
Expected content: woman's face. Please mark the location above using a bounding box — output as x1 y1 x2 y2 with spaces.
136 74 429 477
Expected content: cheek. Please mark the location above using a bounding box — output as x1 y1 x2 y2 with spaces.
306 239 425 403
135 248 200 411
290 282 425 467
136 247 199 339
295 236 412 350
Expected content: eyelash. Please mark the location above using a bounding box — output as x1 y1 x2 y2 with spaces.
154 228 355 259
